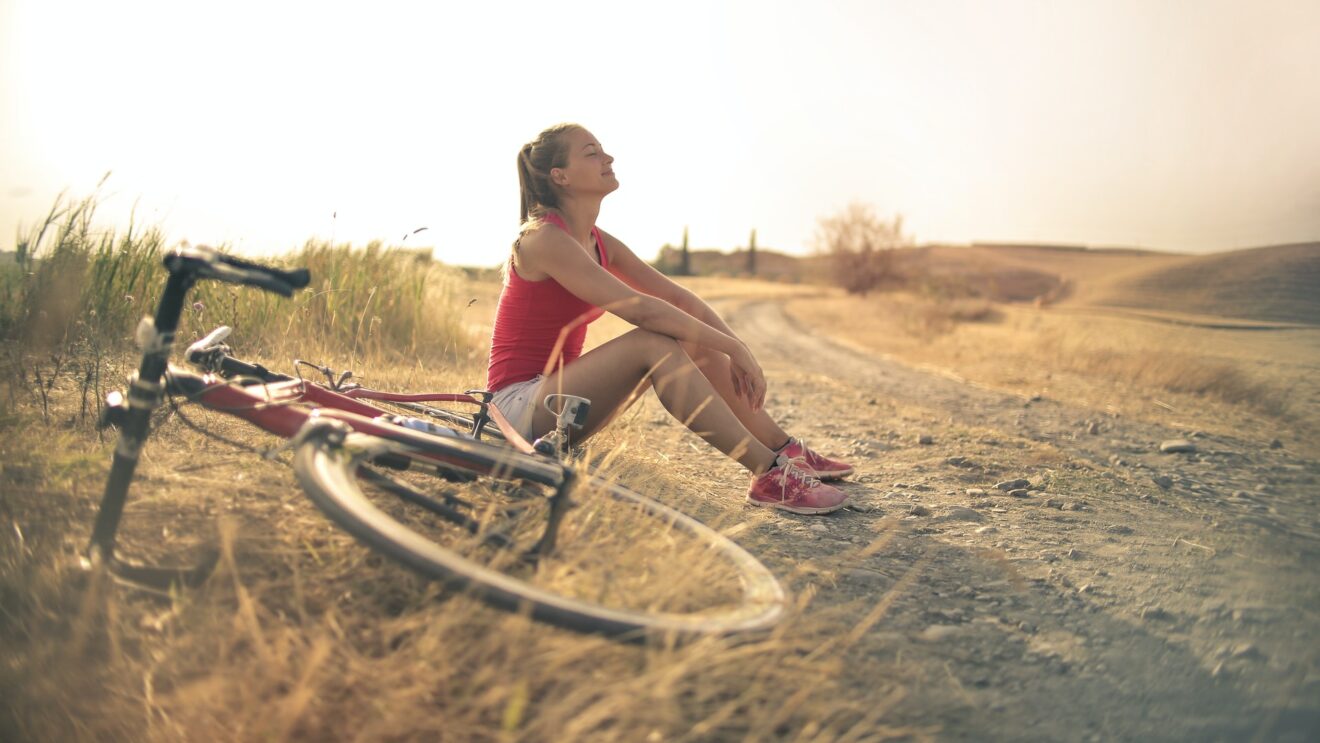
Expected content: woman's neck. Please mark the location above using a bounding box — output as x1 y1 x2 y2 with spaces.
553 195 602 247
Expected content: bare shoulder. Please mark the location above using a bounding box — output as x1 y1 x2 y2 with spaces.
513 222 579 280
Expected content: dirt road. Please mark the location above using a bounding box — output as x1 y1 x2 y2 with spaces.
673 298 1320 741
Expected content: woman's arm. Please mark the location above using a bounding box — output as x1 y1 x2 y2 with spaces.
597 228 743 341
518 226 765 408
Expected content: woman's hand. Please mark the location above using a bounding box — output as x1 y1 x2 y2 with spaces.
728 343 767 411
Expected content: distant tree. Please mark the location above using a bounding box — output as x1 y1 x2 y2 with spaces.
747 229 757 276
813 202 910 295
652 242 674 273
679 226 691 276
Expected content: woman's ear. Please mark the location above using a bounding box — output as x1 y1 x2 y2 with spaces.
550 167 568 188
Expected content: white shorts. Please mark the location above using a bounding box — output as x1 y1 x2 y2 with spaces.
490 375 545 441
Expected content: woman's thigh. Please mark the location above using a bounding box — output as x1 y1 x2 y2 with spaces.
531 328 686 440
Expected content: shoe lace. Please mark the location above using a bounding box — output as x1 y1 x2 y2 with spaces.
776 454 821 491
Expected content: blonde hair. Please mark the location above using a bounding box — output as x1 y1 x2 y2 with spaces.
515 123 582 238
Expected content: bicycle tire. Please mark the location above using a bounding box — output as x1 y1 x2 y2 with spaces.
291 420 785 639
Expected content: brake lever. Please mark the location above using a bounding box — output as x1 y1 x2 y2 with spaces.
185 326 234 368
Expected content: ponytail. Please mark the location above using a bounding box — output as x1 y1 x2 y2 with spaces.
516 143 537 225
514 123 580 235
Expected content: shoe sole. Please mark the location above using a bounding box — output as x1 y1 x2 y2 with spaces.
745 495 849 515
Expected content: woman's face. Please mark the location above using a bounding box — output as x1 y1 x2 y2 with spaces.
552 128 618 197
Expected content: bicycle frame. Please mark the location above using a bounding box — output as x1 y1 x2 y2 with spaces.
183 326 570 457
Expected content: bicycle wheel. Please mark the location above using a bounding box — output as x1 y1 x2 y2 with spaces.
291 420 785 639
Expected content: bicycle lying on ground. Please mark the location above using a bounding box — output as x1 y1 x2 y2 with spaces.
86 245 785 639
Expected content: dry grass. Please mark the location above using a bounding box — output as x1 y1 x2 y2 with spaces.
1031 325 1295 417
784 286 1318 449
0 376 919 741
2 245 924 741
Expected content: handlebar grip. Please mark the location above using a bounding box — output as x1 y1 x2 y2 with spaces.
216 252 311 290
164 244 312 296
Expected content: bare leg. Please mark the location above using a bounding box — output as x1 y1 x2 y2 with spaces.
680 341 791 451
530 329 777 474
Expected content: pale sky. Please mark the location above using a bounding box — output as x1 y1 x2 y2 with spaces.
3 0 1318 266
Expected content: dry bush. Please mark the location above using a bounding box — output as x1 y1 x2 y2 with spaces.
901 298 1000 338
813 203 911 295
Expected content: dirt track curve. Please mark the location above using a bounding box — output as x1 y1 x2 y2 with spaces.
695 298 1320 742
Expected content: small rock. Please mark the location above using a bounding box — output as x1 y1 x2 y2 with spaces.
917 434 934 445
966 488 987 497
1105 524 1135 536
809 523 828 533
1066 548 1082 559
930 609 964 623
1231 642 1265 660
1269 438 1283 449
1151 474 1174 490
996 479 1030 491
867 398 879 406
1077 584 1094 595
1043 498 1063 509
1140 606 1172 621
1009 489 1030 498
908 505 931 517
1062 501 1085 511
1160 439 1197 454
1087 421 1101 435
917 625 961 642
845 500 879 513
975 525 999 535
938 507 986 523
845 568 884 584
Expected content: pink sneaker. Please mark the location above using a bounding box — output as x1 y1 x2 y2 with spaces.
747 455 849 515
778 438 854 480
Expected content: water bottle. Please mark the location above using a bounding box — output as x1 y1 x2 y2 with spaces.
384 415 471 439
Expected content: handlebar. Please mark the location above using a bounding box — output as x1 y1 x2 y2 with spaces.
164 244 311 297
185 325 289 383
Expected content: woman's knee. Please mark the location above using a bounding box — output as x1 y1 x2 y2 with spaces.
623 328 683 361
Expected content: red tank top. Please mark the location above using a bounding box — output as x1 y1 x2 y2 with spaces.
486 213 610 391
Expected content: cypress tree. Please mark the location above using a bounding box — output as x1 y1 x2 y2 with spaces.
680 226 690 276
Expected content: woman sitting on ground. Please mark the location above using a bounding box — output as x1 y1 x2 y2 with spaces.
487 123 854 515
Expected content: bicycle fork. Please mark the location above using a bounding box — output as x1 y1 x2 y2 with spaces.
86 271 216 589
